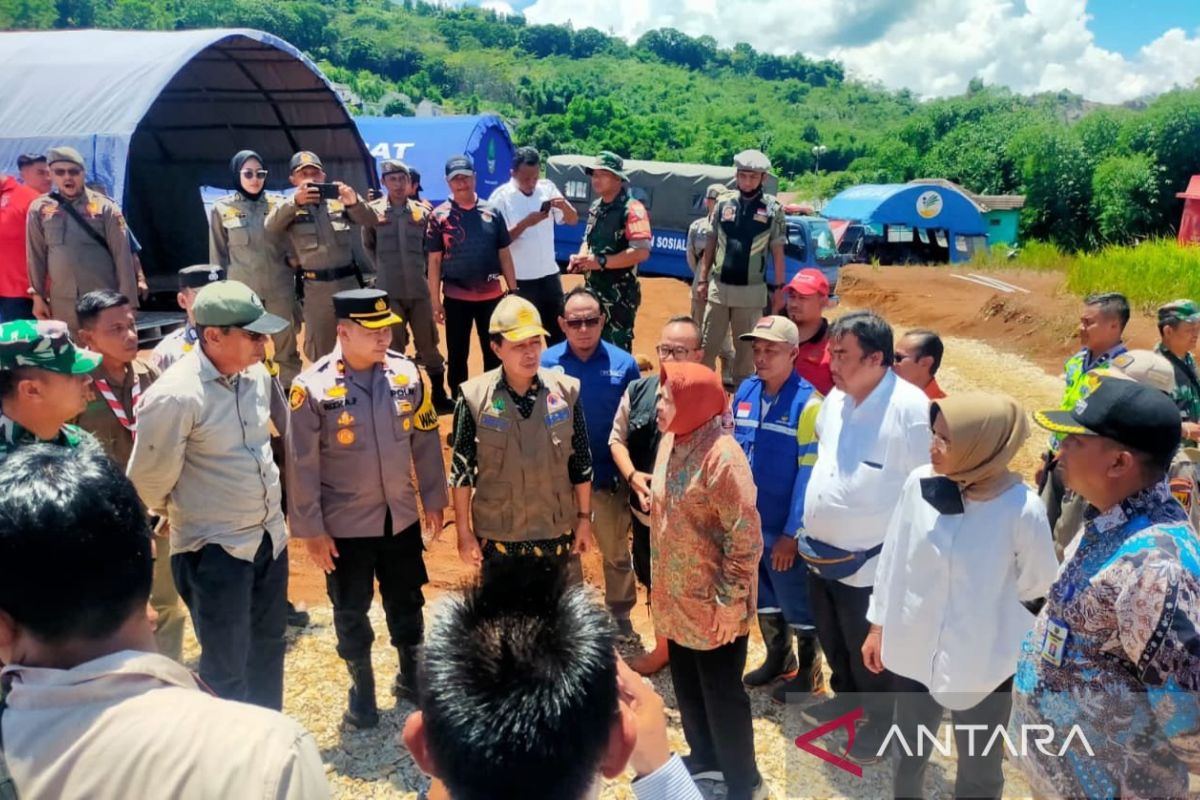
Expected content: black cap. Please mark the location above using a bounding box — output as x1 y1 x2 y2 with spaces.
445 155 474 179
409 168 422 190
333 289 403 329
17 153 45 169
1034 375 1182 465
289 151 324 174
178 264 226 289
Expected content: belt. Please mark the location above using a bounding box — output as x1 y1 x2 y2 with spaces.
301 265 357 282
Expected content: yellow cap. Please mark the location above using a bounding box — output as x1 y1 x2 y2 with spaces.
489 295 549 342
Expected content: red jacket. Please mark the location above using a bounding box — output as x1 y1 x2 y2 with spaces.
0 176 40 299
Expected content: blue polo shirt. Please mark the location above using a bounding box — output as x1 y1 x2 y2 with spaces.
542 340 641 487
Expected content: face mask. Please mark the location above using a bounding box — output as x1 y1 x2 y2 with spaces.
920 475 965 515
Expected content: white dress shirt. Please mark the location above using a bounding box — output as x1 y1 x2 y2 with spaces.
488 178 566 281
802 369 931 586
867 466 1059 709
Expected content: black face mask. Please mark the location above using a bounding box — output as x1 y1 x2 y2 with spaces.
230 149 265 202
920 476 965 515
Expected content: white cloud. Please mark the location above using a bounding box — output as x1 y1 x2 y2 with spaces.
520 0 1200 101
480 0 516 15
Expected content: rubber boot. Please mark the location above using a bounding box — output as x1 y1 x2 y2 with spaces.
343 658 379 729
429 374 454 415
393 645 420 702
628 634 670 676
743 612 798 687
771 630 826 703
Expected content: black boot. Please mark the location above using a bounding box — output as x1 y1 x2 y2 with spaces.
429 374 454 415
744 612 798 687
771 630 826 703
393 645 420 702
343 658 379 729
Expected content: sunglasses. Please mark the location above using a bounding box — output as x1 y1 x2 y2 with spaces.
52 167 82 177
655 345 694 359
241 169 268 179
565 316 603 330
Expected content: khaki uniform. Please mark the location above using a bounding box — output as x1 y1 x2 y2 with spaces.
209 193 301 386
362 196 444 377
686 215 733 380
265 196 375 361
26 189 137 331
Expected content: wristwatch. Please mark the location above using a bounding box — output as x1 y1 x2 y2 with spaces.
577 510 595 522
597 254 608 269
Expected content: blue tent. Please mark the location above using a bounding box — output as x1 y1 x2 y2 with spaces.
0 29 376 290
822 183 987 263
355 115 514 203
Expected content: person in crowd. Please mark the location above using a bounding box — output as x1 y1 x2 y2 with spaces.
490 146 578 345
363 159 453 413
687 182 734 384
733 316 825 703
151 265 227 371
408 168 432 211
568 151 651 352
893 328 946 400
798 311 931 762
82 181 150 302
210 150 301 387
1155 299 1200 443
783 268 834 395
127 280 290 709
25 146 137 331
609 315 705 675
0 170 39 322
651 360 766 800
287 288 447 727
73 289 186 661
426 155 518 397
1013 377 1200 798
697 150 786 385
0 444 330 799
863 392 1058 798
449 295 595 578
543 285 641 639
16 153 51 195
401 560 702 800
266 150 376 362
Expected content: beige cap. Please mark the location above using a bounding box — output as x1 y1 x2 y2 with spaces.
1102 349 1176 394
46 146 85 169
739 315 799 346
489 295 549 342
705 182 727 200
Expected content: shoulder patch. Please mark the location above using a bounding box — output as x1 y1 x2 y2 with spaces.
289 384 307 411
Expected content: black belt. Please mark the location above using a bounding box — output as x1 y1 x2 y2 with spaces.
301 265 356 282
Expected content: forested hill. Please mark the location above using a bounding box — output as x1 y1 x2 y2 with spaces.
6 0 1200 250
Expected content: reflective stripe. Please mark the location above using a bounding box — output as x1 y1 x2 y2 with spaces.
761 422 797 436
734 418 759 429
799 454 818 467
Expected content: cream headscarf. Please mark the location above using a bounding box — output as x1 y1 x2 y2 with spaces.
931 392 1029 501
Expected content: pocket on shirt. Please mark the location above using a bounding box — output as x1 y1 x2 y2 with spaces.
292 222 320 252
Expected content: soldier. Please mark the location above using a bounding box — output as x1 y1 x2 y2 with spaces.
210 150 301 387
151 265 227 373
25 146 137 332
697 149 786 385
265 150 375 363
568 151 651 353
287 288 448 728
687 182 734 384
363 160 453 413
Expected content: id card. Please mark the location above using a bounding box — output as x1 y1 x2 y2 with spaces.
480 413 510 433
1040 617 1070 667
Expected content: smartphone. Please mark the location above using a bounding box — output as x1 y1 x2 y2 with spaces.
312 182 340 200
540 199 552 213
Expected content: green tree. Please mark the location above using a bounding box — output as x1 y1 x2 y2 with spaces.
1091 153 1162 244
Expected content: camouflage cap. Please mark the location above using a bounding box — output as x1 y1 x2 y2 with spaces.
585 151 627 181
0 320 102 375
705 182 728 200
46 146 85 169
380 160 410 178
489 295 548 342
1158 299 1200 327
734 149 771 173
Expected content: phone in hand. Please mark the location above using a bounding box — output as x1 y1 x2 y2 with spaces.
312 182 341 200
540 199 553 213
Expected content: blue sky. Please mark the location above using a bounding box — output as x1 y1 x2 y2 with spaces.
1088 0 1200 55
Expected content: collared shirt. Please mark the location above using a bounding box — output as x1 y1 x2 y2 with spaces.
631 754 704 800
1048 343 1128 450
363 195 430 300
0 412 88 463
542 340 640 487
150 324 198 373
74 359 159 471
1011 481 1200 799
489 178 566 281
868 466 1058 708
426 197 511 301
793 318 833 395
685 215 712 281
803 370 931 587
126 346 286 561
0 175 39 299
0 649 329 799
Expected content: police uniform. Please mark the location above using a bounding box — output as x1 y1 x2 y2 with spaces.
150 265 226 373
687 182 734 381
264 151 376 362
26 146 137 332
286 289 447 728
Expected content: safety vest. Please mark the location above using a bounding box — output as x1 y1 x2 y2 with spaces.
1051 345 1127 449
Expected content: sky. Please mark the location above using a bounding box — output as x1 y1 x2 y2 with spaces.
472 0 1200 103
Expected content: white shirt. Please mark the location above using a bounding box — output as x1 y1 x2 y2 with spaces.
802 370 931 587
0 650 329 800
488 178 565 281
867 467 1058 708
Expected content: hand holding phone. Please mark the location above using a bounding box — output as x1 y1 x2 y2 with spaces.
539 199 552 213
313 182 341 201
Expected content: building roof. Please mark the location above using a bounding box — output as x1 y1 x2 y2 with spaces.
909 178 1025 212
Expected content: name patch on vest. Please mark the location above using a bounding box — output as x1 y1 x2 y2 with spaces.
545 392 570 428
480 412 510 433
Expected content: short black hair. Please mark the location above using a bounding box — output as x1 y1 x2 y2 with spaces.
561 285 603 315
17 154 46 169
1085 292 1131 331
663 315 702 346
904 328 944 375
0 443 152 643
512 146 541 170
76 289 131 329
409 168 422 191
830 310 894 366
420 560 618 800
0 367 33 400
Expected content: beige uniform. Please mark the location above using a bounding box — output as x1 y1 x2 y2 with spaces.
26 189 137 331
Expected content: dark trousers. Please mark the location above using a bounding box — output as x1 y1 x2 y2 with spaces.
172 532 288 710
669 637 760 799
325 519 428 661
444 295 502 397
0 297 33 323
517 273 565 346
892 676 1013 799
808 573 896 728
631 515 651 590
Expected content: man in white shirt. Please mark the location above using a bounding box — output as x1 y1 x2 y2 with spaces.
797 311 931 763
488 146 578 346
0 443 329 800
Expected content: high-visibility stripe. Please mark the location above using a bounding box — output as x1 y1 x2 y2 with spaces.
761 422 798 436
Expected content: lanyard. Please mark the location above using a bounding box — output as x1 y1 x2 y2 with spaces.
92 374 140 438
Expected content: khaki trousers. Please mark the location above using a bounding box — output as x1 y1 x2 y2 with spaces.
152 532 186 662
390 296 445 377
593 485 637 621
702 301 759 386
691 294 734 384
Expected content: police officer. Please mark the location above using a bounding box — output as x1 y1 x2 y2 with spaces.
568 151 651 353
210 150 301 387
687 182 734 384
697 149 786 385
363 160 452 414
265 150 376 363
25 146 137 332
286 288 447 728
151 265 227 373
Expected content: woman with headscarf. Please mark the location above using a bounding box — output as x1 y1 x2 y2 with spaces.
208 150 301 386
650 361 766 800
862 393 1058 799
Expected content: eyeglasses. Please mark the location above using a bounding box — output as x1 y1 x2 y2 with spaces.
52 168 82 177
656 345 694 359
241 169 268 180
932 432 950 453
565 316 602 330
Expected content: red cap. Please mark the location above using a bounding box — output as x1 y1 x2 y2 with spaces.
785 269 829 297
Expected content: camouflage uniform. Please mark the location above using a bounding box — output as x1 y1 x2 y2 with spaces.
583 185 651 352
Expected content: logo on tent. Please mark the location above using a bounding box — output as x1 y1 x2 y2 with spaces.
916 190 943 219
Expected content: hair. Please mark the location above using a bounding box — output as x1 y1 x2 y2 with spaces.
561 285 603 315
512 146 541 170
830 310 894 366
663 315 702 347
409 168 423 192
0 443 152 642
1084 292 1131 331
420 560 618 800
904 328 944 375
17 154 46 169
76 289 131 329
0 367 33 400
